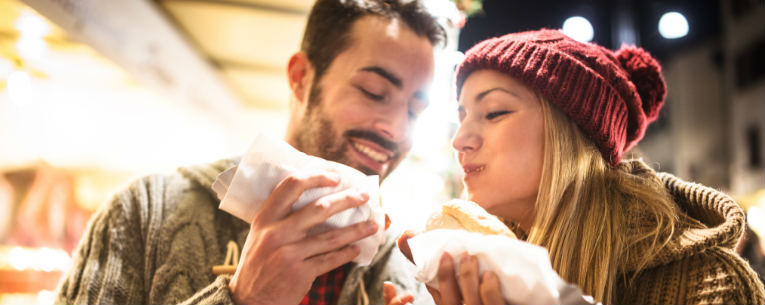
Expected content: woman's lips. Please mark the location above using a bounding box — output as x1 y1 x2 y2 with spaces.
462 164 485 174
461 164 485 182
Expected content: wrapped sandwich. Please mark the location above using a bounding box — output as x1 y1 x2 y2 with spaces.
398 199 566 304
397 199 515 262
425 199 517 238
213 134 386 266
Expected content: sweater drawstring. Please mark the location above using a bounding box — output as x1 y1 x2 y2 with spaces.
356 276 369 305
212 240 239 275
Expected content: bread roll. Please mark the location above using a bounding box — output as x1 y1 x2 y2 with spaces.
426 199 517 239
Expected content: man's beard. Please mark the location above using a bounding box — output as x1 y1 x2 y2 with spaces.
291 82 403 180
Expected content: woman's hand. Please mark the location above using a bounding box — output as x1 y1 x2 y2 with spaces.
384 281 415 305
397 231 505 304
428 253 506 305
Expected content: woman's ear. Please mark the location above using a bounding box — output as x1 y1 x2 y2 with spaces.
287 52 314 104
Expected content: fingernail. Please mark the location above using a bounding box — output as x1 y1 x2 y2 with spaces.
460 254 471 264
326 173 340 182
440 253 451 264
358 191 369 201
367 220 378 232
482 271 496 281
349 244 360 252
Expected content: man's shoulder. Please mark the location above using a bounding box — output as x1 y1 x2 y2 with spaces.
104 158 238 224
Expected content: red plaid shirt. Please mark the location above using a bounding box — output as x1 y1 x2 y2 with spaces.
299 263 352 305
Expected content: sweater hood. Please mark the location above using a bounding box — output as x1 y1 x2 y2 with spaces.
622 160 746 272
177 158 239 196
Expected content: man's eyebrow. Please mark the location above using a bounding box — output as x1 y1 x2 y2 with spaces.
360 66 402 89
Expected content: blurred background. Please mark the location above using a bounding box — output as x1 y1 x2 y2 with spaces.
0 0 762 303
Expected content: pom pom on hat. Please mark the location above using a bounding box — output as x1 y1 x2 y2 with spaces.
455 29 667 166
615 46 666 122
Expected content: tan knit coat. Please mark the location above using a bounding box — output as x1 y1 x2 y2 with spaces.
613 162 765 304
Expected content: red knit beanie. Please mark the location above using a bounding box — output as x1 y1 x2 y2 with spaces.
455 29 666 166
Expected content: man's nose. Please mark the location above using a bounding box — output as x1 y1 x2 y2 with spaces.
373 106 411 145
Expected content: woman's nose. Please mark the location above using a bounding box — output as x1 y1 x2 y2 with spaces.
452 123 481 152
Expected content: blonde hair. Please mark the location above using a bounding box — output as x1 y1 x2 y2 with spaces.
525 97 679 304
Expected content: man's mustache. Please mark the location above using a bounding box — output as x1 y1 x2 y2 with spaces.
344 129 399 154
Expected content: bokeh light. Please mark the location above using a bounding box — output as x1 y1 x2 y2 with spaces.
562 16 594 42
658 11 689 39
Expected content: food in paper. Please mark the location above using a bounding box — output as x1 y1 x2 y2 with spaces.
399 199 565 304
213 134 385 266
425 199 517 238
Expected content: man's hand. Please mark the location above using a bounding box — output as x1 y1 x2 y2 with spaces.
228 172 378 305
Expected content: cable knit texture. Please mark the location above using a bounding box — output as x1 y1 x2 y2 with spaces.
52 156 765 304
54 158 430 305
614 161 765 304
455 29 666 166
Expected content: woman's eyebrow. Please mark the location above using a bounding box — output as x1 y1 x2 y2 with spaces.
475 87 520 103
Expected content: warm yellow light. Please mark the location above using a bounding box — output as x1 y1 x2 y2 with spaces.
15 10 50 38
35 290 54 305
3 246 71 272
0 293 39 305
8 247 29 270
16 37 47 59
0 58 13 79
7 70 32 103
37 248 66 272
749 206 765 237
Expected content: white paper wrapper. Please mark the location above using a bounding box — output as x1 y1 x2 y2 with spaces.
213 133 385 266
409 229 566 304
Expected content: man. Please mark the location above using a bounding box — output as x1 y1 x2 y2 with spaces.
54 0 443 304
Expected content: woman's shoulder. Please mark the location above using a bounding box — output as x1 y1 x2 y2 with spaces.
620 247 765 304
681 247 764 304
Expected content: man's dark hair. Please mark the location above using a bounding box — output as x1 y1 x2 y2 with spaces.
300 0 445 82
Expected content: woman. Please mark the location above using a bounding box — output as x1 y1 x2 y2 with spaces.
425 29 765 304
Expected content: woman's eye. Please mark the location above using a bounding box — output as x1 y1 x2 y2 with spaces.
457 110 466 122
486 111 510 120
359 87 384 101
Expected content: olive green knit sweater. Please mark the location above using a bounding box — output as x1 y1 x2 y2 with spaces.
53 158 430 305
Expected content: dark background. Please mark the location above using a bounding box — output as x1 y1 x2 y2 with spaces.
458 0 724 62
